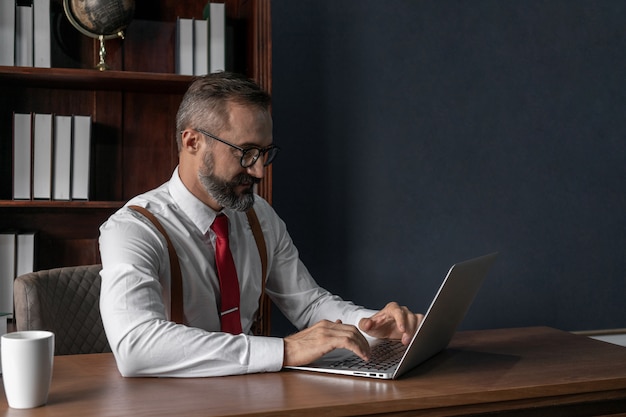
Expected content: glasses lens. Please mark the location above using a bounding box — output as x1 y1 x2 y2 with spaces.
263 147 279 166
241 146 279 168
241 149 261 168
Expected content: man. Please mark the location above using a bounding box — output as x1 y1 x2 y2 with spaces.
99 72 422 377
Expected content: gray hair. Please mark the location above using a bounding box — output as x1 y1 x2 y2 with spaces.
175 72 271 150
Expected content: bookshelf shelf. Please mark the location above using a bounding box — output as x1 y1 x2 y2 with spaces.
0 66 194 93
0 0 272 269
0 200 124 209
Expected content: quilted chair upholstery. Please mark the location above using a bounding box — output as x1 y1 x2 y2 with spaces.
13 264 111 355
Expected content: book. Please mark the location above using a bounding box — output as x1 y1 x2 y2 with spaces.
15 4 33 67
33 0 51 68
0 233 16 318
176 17 194 75
53 114 72 201
13 112 32 200
0 0 15 66
209 3 226 73
32 113 53 200
16 232 36 279
71 115 92 200
194 19 209 75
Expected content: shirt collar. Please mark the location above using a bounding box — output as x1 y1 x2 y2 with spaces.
168 166 222 235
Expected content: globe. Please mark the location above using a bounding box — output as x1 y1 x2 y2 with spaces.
63 0 135 70
66 0 135 37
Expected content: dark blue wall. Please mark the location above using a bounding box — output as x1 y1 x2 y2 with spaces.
270 0 626 334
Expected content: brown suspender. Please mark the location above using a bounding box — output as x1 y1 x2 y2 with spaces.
128 205 270 336
245 208 270 336
128 205 184 325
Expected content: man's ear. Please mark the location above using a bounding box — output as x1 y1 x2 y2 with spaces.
180 129 202 154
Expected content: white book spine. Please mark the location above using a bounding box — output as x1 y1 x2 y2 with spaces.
15 4 33 67
0 0 15 66
210 3 226 73
33 0 51 68
53 114 73 200
13 113 32 200
16 232 36 278
176 17 194 75
0 233 16 316
193 19 209 75
33 113 53 200
71 115 92 200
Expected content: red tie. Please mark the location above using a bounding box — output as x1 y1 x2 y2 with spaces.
211 214 243 334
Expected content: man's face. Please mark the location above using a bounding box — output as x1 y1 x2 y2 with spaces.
197 103 273 211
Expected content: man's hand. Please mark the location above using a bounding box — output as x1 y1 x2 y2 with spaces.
359 302 423 345
283 320 371 367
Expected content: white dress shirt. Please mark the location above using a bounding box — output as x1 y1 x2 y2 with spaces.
99 168 377 377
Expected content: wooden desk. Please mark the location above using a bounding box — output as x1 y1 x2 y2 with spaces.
2 327 626 416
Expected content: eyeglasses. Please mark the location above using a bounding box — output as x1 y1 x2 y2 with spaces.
192 128 280 168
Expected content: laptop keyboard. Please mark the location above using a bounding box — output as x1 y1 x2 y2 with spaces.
328 340 406 371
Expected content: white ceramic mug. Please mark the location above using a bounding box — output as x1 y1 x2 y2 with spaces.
0 316 7 374
1 331 55 409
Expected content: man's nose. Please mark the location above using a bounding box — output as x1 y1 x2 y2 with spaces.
246 158 265 179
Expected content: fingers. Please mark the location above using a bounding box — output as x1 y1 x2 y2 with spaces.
359 303 424 344
387 302 409 333
314 320 368 358
387 303 423 344
386 302 422 332
401 312 422 344
283 320 371 367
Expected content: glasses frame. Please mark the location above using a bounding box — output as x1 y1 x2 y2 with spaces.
191 128 280 168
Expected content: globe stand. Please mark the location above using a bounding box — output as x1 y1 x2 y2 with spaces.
94 36 106 71
63 0 134 71
96 34 122 71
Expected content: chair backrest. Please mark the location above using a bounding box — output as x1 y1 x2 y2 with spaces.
13 264 111 355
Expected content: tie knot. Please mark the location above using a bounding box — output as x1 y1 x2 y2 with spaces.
211 214 229 239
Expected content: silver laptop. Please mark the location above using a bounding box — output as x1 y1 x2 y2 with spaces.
285 252 498 379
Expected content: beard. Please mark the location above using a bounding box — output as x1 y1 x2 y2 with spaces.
198 152 260 211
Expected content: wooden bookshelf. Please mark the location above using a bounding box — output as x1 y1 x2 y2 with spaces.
0 0 272 269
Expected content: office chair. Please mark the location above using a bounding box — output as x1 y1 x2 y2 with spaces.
13 264 112 355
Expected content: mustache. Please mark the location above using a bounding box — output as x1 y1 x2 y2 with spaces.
232 173 261 187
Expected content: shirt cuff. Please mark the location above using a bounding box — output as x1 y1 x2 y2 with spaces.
353 308 380 344
247 336 285 374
